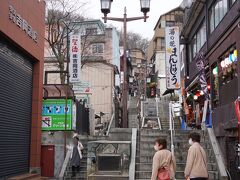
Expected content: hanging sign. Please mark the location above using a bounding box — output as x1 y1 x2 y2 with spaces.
165 26 181 89
69 34 81 83
196 52 209 100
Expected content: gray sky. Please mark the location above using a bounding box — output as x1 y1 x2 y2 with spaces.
82 0 183 39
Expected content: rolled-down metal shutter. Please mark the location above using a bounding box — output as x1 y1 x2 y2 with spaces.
0 41 33 178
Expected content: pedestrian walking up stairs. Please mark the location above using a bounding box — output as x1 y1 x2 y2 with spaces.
63 139 88 180
135 129 220 180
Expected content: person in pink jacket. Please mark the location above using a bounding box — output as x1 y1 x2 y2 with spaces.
185 132 208 180
151 138 176 180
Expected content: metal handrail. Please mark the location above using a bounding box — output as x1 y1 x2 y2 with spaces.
169 102 175 156
59 148 71 178
129 128 137 180
106 113 115 136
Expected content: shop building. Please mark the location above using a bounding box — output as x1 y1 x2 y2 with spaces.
181 0 240 178
147 7 184 96
0 0 45 178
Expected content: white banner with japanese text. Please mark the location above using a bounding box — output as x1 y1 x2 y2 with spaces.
165 26 181 89
69 34 81 83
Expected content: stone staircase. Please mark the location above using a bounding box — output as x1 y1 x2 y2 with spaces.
128 97 139 128
135 129 219 180
64 140 88 180
143 99 181 130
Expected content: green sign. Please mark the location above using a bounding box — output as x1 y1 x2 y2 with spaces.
42 99 72 131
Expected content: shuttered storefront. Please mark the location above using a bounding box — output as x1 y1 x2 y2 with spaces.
0 41 33 177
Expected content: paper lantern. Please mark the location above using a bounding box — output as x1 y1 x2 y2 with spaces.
229 54 234 62
196 91 201 97
212 67 218 75
234 50 238 62
207 85 211 90
221 60 226 68
225 57 231 65
194 95 198 100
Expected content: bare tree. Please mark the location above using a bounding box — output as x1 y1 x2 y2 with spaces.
119 31 150 53
45 0 87 84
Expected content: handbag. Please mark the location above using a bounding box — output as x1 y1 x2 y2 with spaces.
158 167 170 180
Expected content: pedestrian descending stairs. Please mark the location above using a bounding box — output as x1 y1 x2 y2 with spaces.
64 140 88 180
135 129 219 180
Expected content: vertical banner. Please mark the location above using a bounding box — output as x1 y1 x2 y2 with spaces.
195 53 209 100
165 26 181 89
69 34 81 83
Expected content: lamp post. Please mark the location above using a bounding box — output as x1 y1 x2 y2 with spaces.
100 0 151 128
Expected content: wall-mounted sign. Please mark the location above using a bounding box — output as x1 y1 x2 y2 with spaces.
73 81 91 94
9 5 38 42
69 34 81 83
42 99 72 131
165 26 181 89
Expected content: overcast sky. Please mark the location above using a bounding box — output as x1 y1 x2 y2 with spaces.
82 0 183 39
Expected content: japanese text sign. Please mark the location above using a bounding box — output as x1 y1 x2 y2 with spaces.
165 26 181 89
69 34 81 83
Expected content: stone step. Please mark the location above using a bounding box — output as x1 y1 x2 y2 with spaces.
135 170 218 179
176 162 217 171
175 171 219 179
8 174 40 180
135 171 152 179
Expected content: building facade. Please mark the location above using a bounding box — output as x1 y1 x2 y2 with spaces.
44 19 120 129
0 0 45 178
181 0 240 178
147 7 184 96
129 48 146 97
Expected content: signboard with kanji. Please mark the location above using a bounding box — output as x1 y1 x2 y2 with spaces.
42 99 72 130
69 34 81 83
165 26 181 90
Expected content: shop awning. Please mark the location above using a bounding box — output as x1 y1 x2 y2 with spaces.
162 89 174 96
43 84 74 98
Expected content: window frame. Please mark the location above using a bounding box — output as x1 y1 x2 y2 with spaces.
208 0 229 34
92 43 104 54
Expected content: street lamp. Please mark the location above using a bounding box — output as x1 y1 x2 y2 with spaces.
140 0 151 22
100 0 151 128
100 0 113 23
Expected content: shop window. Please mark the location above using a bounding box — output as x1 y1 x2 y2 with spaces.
218 48 238 85
209 0 228 33
92 43 104 54
160 37 165 51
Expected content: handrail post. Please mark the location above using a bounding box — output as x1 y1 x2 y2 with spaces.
169 102 174 156
155 96 162 130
